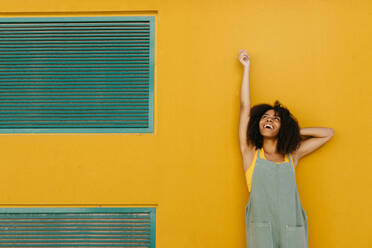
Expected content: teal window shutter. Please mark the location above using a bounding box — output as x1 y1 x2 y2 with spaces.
0 207 156 247
0 16 154 133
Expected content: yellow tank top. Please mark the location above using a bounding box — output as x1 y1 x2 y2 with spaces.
245 148 294 192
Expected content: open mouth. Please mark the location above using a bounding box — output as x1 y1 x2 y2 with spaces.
264 124 273 130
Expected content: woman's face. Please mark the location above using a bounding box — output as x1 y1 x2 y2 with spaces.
259 109 281 138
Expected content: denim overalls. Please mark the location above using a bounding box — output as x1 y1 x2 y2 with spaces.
245 149 309 248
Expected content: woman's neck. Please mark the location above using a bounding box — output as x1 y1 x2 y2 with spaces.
262 138 278 154
262 138 285 162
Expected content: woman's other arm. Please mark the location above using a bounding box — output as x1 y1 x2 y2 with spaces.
292 127 335 166
238 50 255 171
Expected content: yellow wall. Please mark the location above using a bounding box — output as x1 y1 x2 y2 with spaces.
1 0 371 247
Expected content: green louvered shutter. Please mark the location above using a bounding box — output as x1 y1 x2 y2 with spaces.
0 207 156 247
0 16 154 133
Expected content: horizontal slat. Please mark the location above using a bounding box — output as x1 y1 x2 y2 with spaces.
0 99 147 102
0 30 149 34
0 213 151 217
0 33 149 38
0 108 148 112
0 122 148 125
0 44 149 49
0 27 150 31
0 103 148 107
0 120 148 124
0 48 149 52
0 55 149 59
0 85 148 89
0 78 149 82
0 241 149 245
0 219 150 223
0 37 150 42
0 227 150 231
0 232 149 235
0 72 149 76
0 125 148 128
0 119 148 123
0 91 148 95
0 65 149 69
0 57 149 62
0 67 148 71
0 87 148 91
0 223 151 227
0 40 150 44
0 51 149 55
0 63 149 67
0 111 148 114
0 97 148 100
0 22 150 27
0 244 149 247
0 82 149 85
0 243 148 248
0 237 148 241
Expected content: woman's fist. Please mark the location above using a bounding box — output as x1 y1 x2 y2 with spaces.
239 49 250 69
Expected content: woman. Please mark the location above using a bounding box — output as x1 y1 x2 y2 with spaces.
238 49 334 248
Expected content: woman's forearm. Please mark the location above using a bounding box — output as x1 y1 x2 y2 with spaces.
240 67 250 107
300 127 334 138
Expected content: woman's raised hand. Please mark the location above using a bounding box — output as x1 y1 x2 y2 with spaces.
239 49 250 69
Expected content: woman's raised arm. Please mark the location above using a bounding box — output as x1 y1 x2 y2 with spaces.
292 127 335 166
238 50 255 171
239 50 250 108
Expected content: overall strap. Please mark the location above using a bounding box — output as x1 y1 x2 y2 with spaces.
288 153 295 171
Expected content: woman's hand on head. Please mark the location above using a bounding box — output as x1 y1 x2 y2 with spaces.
239 49 250 69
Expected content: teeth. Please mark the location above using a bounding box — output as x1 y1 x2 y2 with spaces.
264 124 273 129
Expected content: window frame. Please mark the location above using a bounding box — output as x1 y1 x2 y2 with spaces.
0 16 155 134
0 207 156 247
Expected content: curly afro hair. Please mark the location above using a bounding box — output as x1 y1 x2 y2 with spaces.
247 100 301 155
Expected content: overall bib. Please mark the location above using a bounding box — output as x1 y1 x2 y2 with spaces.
245 149 309 248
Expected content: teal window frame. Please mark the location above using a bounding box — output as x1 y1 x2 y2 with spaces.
0 16 155 133
0 207 156 247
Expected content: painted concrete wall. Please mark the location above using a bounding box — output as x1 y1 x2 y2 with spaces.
0 0 371 247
